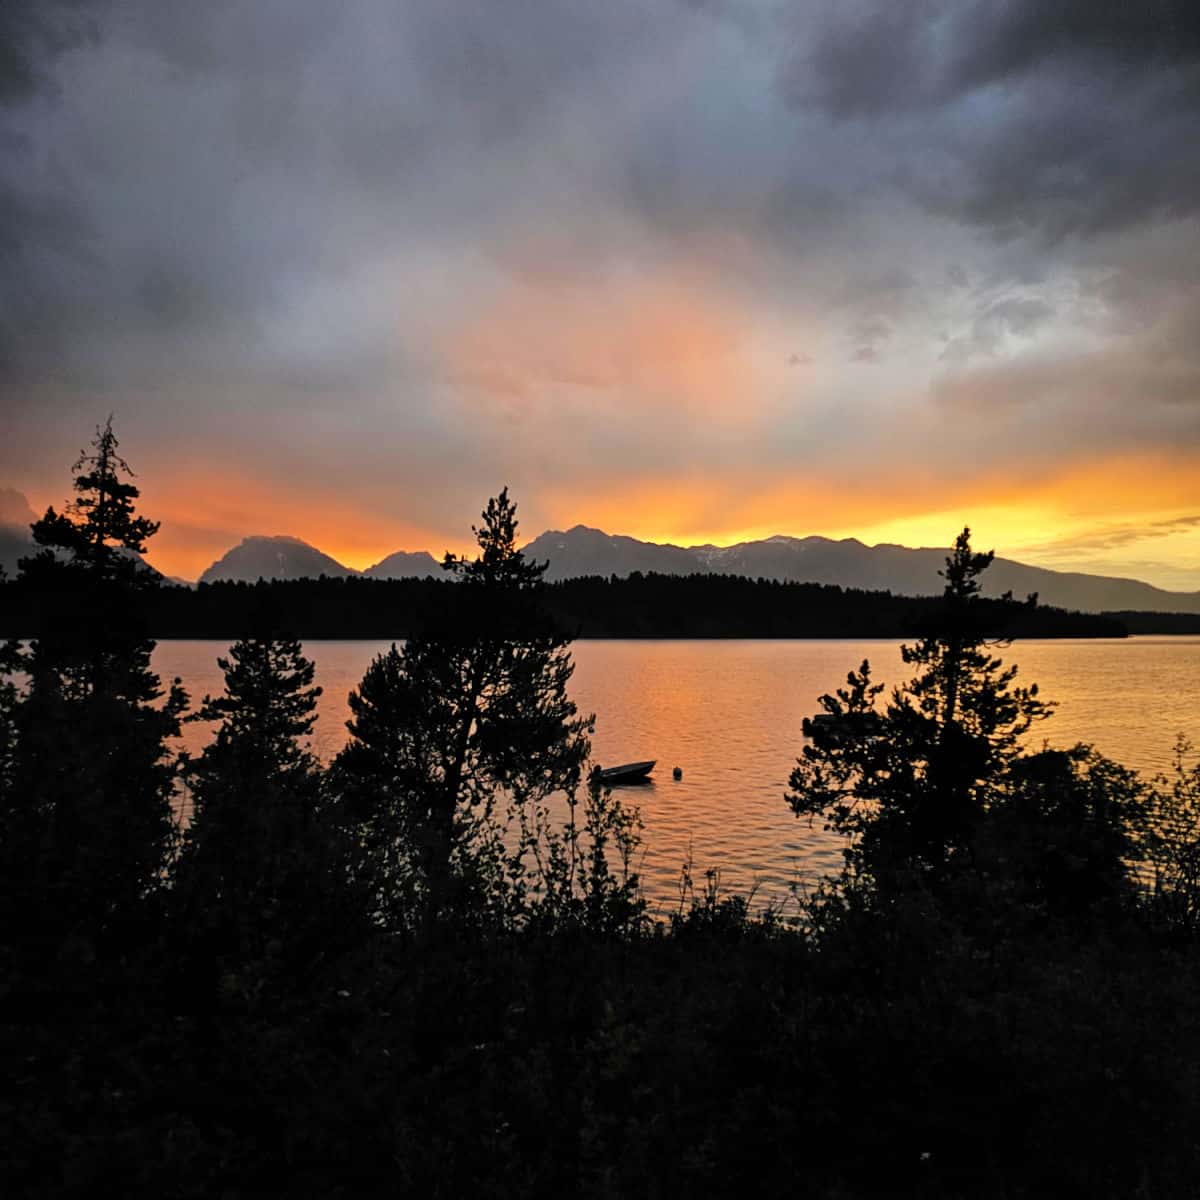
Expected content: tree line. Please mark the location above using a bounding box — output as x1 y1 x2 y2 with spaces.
2 563 1128 640
5 420 1200 1197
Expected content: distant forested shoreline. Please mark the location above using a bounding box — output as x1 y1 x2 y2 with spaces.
0 570 1135 640
1105 609 1200 634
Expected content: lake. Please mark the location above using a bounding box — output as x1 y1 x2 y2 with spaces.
155 636 1200 914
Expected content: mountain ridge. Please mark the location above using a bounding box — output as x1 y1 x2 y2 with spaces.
362 549 441 580
521 525 1200 614
0 488 37 578
198 535 441 584
1 487 168 582
7 490 1193 616
185 524 1200 614
198 535 358 584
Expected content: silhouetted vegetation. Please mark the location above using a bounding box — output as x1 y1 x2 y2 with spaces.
789 531 1054 885
2 567 1128 640
7 430 1200 1197
1 418 187 952
1104 609 1200 634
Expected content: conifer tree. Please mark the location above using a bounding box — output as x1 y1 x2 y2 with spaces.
0 419 185 947
175 634 372 979
177 637 329 931
787 528 1051 883
330 644 430 926
332 489 592 923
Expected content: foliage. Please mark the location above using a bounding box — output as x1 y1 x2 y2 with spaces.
515 772 645 934
787 528 1052 883
977 743 1152 922
1144 737 1200 933
0 419 185 948
175 636 367 969
191 636 321 775
13 416 174 710
27 414 160 570
331 489 594 924
10 894 1200 1199
1 570 1130 640
327 643 430 926
0 638 22 800
8 445 1200 1197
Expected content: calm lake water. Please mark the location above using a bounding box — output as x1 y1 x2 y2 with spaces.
155 636 1200 913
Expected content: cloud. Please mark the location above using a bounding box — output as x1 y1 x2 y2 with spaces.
0 0 107 105
933 339 1200 428
848 316 892 363
438 256 787 433
1 2 1199 586
939 295 1056 364
1008 512 1200 591
1019 515 1200 557
0 486 36 530
791 1 1200 118
785 1 1200 239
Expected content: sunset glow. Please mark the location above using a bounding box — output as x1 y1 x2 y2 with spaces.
11 447 1179 588
2 2 1198 592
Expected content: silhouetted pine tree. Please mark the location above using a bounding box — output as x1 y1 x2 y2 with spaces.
0 418 185 950
787 528 1051 884
332 489 592 925
329 644 429 927
176 636 365 967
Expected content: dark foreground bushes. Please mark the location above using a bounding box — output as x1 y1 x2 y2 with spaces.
7 902 1200 1199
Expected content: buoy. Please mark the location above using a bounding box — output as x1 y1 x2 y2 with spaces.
673 766 683 781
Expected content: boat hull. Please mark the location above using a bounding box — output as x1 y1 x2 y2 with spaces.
595 759 656 785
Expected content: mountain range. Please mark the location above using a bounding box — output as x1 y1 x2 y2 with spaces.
0 488 37 579
198 537 440 584
196 524 1200 615
0 487 177 583
4 486 1199 614
521 526 1200 614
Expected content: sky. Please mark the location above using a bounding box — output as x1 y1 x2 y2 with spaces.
2 1 1199 587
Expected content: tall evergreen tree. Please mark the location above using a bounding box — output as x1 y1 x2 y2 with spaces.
180 640 317 911
330 644 430 926
332 489 592 923
787 528 1051 883
0 419 185 948
175 635 368 972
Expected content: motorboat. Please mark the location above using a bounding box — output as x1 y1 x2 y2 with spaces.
592 760 656 785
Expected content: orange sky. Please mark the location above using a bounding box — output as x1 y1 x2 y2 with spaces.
87 447 1197 591
4 3 1199 594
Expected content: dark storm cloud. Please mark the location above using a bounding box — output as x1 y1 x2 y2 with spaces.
1 0 780 422
795 0 1200 118
0 3 113 380
789 0 1200 239
0 0 107 105
3 1 1195 396
949 1 1200 90
909 70 1200 239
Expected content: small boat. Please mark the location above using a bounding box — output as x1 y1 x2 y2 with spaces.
593 760 656 785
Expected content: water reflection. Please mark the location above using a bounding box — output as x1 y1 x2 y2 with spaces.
155 636 1200 912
